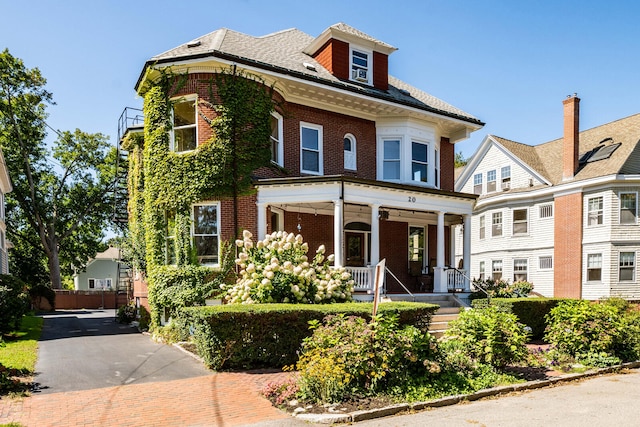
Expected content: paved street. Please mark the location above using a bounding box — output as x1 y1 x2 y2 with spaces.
344 368 640 427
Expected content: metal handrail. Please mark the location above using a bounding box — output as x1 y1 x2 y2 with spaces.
384 267 415 302
445 267 491 304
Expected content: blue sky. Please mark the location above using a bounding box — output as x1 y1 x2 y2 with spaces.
2 0 639 159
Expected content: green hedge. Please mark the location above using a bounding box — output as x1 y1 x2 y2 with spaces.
177 302 438 370
472 298 568 340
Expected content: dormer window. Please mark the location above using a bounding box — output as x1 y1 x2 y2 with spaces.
350 47 371 85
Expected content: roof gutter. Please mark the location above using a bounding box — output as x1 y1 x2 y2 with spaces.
134 50 485 127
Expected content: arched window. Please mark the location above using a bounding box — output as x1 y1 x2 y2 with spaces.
343 133 357 170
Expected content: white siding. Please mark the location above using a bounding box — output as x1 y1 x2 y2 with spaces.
459 143 544 195
582 243 611 300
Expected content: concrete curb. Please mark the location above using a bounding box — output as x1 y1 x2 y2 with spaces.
292 361 640 424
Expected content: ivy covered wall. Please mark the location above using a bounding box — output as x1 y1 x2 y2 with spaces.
127 69 275 325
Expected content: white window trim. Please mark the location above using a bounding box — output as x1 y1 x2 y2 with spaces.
473 173 483 194
350 46 373 85
88 278 95 289
170 95 198 153
492 259 503 280
271 111 284 167
343 133 357 171
410 140 430 184
512 208 529 236
300 122 323 175
487 170 497 192
619 251 635 282
479 215 486 240
586 253 603 282
619 191 638 225
513 258 528 282
379 137 402 182
492 211 503 237
587 196 604 227
191 201 221 267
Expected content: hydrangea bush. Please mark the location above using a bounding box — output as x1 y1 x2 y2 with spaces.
222 230 354 304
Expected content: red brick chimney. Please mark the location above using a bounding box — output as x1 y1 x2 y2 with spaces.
562 94 580 180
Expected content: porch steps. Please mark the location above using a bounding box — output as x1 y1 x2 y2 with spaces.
380 294 463 337
428 306 461 338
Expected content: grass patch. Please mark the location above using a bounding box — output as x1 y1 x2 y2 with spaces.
0 315 43 373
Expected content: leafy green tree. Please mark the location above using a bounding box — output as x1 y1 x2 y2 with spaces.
454 151 467 168
0 49 115 289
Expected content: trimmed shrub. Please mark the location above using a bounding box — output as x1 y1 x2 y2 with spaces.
472 298 567 340
178 302 437 370
442 306 529 368
545 298 640 365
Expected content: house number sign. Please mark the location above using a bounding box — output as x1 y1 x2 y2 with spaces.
408 196 416 203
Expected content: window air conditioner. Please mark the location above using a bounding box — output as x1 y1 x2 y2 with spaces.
354 69 368 81
502 181 511 190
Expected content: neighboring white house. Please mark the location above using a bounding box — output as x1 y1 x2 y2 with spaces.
0 148 12 275
455 96 640 300
74 247 127 291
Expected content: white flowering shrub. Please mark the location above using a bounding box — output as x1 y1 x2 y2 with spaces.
222 230 354 304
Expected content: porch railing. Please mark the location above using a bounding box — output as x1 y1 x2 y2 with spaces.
346 266 375 293
445 268 468 292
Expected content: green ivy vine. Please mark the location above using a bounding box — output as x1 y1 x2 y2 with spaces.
126 67 277 327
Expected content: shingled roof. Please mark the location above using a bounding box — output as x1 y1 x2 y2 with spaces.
485 114 640 187
138 25 482 126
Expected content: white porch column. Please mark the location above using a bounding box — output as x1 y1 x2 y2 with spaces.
256 202 267 240
434 211 447 292
449 226 456 269
333 199 344 267
370 204 380 265
436 211 445 268
463 214 472 291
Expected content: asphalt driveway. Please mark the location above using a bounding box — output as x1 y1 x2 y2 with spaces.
34 309 211 393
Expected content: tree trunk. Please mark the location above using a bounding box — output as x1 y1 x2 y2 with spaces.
47 240 63 289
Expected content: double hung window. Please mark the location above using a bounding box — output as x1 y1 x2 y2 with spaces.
513 208 528 235
587 196 603 226
473 173 483 194
487 170 497 192
270 112 283 166
587 254 602 281
192 203 220 265
411 141 428 183
382 139 401 180
171 98 197 152
350 48 371 84
619 252 635 281
301 123 323 175
492 212 503 237
620 193 637 224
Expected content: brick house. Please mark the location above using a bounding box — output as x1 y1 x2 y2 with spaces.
123 23 485 306
455 95 640 299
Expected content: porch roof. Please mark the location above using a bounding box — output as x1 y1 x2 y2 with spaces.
255 175 477 215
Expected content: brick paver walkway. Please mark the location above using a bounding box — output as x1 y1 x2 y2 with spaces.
1 370 294 427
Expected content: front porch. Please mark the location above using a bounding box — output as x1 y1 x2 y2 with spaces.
346 265 469 295
256 175 475 294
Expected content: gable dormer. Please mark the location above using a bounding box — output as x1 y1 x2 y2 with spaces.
304 23 397 91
